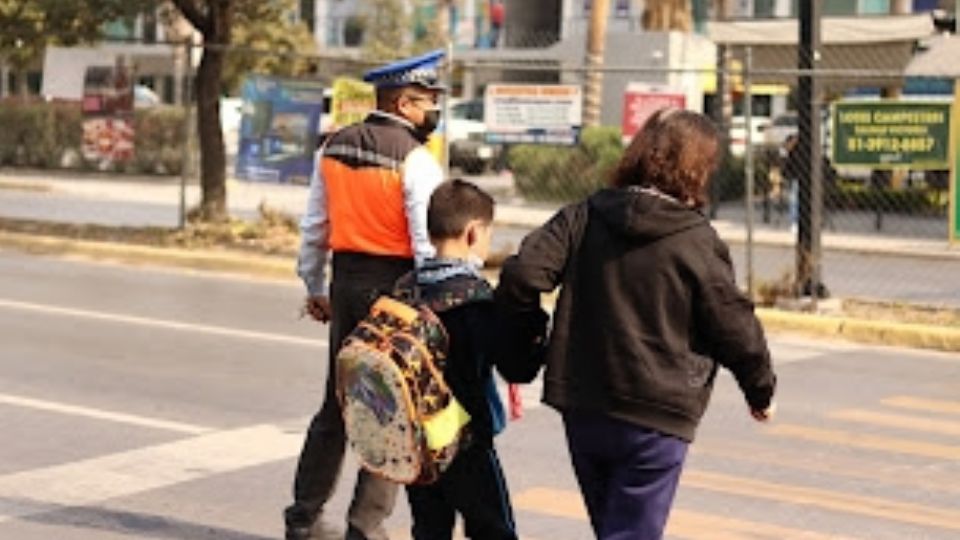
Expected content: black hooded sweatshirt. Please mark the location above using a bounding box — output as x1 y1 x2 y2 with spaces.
497 187 776 442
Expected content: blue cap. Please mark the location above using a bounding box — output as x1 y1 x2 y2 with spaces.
362 49 446 92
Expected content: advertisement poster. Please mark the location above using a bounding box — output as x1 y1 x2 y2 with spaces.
236 76 326 185
484 84 582 145
621 83 687 145
81 62 135 165
330 77 375 132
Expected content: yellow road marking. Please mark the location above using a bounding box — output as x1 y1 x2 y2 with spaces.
769 423 960 461
683 470 960 531
513 487 859 540
883 396 960 416
693 439 960 495
829 408 960 437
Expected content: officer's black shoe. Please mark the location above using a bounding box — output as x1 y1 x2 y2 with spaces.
285 525 312 540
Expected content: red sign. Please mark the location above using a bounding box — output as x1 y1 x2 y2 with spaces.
622 86 686 144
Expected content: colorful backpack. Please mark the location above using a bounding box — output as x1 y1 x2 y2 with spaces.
336 275 491 485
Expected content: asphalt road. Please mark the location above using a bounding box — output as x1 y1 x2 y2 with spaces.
2 249 959 539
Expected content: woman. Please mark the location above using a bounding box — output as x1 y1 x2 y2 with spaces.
496 109 777 539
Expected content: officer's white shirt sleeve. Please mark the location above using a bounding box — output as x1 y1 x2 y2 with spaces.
297 151 330 297
402 146 442 266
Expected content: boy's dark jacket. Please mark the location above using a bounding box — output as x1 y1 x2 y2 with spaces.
398 259 547 445
497 187 777 442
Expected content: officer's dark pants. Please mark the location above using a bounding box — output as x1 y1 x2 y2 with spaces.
285 253 413 540
562 410 688 540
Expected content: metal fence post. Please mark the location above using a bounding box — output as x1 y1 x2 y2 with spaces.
744 46 755 300
179 39 192 230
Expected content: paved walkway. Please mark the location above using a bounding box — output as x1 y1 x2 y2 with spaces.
2 169 959 260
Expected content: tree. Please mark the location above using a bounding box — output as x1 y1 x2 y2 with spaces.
168 0 316 222
223 0 317 94
641 0 693 31
0 0 151 95
583 0 610 127
167 0 234 222
360 0 446 62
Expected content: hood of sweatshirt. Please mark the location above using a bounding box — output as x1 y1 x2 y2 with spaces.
587 186 707 241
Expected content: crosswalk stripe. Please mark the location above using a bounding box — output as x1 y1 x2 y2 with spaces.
683 470 960 531
0 392 213 435
768 423 960 460
882 396 960 416
0 422 301 523
828 408 960 437
513 487 860 540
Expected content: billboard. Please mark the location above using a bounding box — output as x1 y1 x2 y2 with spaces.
235 76 326 185
484 84 582 145
621 83 687 145
832 100 952 169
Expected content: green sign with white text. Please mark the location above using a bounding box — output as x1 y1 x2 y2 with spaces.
833 101 952 169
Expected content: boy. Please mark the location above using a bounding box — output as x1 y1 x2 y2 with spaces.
401 179 545 540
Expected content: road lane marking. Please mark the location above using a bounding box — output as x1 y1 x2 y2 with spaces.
0 298 326 348
0 422 301 523
683 469 960 532
768 423 960 460
828 408 960 437
0 393 212 435
882 396 960 416
513 487 859 540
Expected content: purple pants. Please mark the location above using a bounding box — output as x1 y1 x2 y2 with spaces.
562 410 688 540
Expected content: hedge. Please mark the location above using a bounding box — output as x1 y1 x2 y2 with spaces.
507 126 623 203
0 101 185 175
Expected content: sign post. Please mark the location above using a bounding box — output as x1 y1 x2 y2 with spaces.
952 82 960 244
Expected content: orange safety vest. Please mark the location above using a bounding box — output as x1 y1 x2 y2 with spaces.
320 115 422 258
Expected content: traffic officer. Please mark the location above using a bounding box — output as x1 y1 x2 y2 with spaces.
286 50 446 540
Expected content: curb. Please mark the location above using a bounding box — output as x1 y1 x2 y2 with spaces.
2 230 958 353
0 230 295 282
756 308 960 353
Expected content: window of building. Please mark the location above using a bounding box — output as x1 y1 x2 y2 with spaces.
823 0 858 15
142 10 158 43
859 0 890 14
300 0 316 33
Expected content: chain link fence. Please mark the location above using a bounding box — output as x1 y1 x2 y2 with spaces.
1 30 958 309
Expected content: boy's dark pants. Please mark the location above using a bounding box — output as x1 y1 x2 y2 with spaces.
406 444 517 540
285 254 412 540
562 410 688 540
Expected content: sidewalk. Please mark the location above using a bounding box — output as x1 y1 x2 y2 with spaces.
3 169 958 261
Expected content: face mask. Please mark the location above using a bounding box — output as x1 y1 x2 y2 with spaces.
415 108 441 141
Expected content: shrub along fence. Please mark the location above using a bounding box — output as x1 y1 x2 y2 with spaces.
0 101 186 175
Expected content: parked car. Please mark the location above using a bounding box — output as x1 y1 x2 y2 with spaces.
446 98 501 174
729 115 771 157
762 112 798 149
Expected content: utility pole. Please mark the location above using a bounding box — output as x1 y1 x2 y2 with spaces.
583 0 610 127
797 0 824 299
